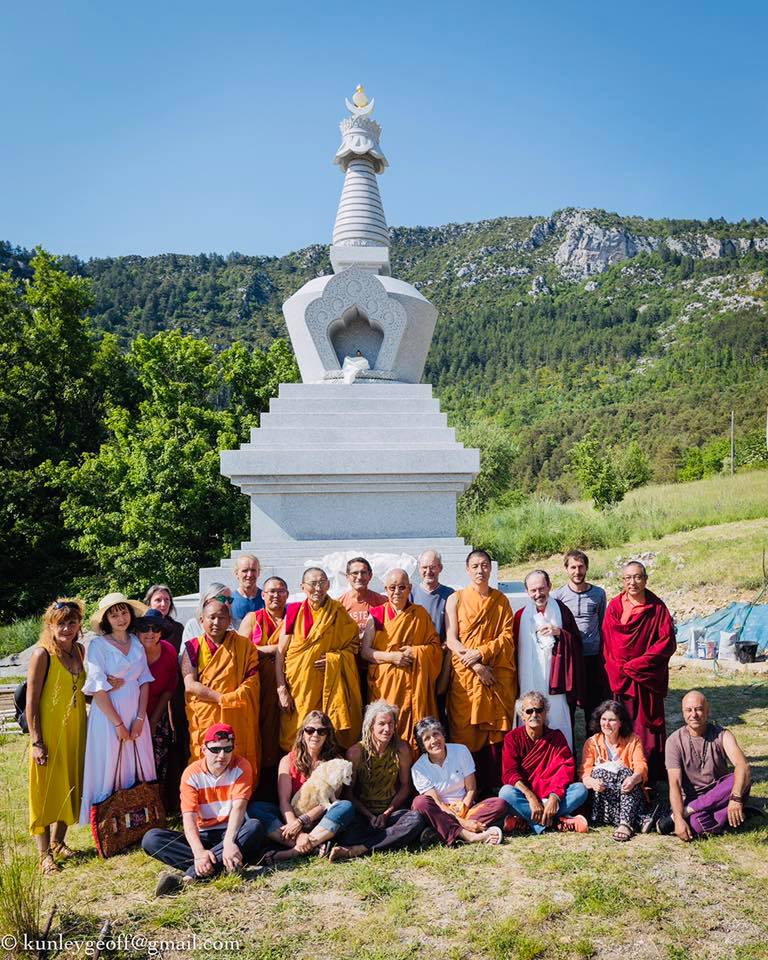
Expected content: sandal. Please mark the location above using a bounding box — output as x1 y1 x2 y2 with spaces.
51 841 76 860
256 850 279 868
613 824 634 842
315 840 335 859
40 853 61 876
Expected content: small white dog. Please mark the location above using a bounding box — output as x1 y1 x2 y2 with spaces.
291 758 354 815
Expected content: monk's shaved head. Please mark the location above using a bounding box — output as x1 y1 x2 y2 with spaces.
384 568 410 586
623 561 647 576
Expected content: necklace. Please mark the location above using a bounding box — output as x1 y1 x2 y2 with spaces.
687 728 708 769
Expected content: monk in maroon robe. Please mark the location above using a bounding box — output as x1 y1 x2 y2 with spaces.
602 562 676 783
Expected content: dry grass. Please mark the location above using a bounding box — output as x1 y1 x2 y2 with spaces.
0 668 765 960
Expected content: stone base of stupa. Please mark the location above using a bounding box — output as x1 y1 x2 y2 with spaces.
197 381 486 596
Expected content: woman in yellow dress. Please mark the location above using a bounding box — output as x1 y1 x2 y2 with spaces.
26 599 87 875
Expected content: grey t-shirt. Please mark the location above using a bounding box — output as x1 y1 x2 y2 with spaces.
410 582 454 641
552 583 606 656
665 723 729 803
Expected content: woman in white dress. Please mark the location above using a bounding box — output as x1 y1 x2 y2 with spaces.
79 593 157 824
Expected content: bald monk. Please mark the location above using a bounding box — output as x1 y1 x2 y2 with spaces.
361 568 443 751
240 576 289 794
444 550 517 793
602 561 676 783
275 567 362 750
181 583 261 785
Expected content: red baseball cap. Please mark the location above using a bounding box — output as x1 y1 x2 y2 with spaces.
203 723 235 744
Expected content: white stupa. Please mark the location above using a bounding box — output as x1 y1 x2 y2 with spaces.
194 88 488 598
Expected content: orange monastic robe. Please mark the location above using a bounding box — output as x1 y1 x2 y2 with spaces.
448 587 517 752
184 630 261 784
368 601 443 751
280 597 362 751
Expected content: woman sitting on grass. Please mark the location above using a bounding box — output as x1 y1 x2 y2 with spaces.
410 717 505 846
26 599 87 875
247 711 355 863
581 699 648 841
329 700 425 861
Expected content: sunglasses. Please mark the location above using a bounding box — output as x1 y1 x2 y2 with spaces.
53 601 81 612
303 726 329 736
205 744 234 754
213 595 234 605
138 624 163 633
524 707 545 716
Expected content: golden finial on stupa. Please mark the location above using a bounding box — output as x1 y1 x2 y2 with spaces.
352 84 369 108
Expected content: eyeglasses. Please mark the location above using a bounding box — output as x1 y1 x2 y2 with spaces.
53 601 81 612
303 726 329 736
213 595 234 604
205 744 234 754
622 575 646 582
524 707 545 716
303 580 328 588
387 585 409 592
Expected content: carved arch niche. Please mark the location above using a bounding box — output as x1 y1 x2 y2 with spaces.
304 268 407 376
329 305 383 368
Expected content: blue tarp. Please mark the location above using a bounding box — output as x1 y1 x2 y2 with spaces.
677 602 768 656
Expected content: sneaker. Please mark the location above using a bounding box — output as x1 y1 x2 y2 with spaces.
656 814 675 835
556 815 589 833
154 871 184 897
503 814 528 834
419 827 440 848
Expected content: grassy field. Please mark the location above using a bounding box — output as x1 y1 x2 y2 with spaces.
0 620 40 660
467 470 768 567
0 667 765 960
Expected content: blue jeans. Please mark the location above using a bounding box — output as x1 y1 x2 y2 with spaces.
499 783 588 835
247 799 355 836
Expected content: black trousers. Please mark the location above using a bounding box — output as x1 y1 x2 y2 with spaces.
582 654 609 728
141 819 264 879
337 809 425 854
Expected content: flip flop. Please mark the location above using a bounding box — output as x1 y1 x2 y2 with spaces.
483 826 503 845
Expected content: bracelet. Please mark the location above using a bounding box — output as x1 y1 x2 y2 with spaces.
114 721 125 728
32 740 45 748
729 795 744 803
299 814 311 828
136 715 145 721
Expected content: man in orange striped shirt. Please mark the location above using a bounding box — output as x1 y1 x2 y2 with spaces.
142 723 264 896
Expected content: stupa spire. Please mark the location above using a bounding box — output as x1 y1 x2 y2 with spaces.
330 86 390 275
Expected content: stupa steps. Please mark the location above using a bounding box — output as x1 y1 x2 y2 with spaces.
267 397 440 414
276 383 434 399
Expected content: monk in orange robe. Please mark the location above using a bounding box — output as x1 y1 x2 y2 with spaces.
361 568 443 751
181 585 261 785
276 567 362 750
444 549 517 793
240 576 288 775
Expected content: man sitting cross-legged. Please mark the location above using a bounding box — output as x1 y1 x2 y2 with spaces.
142 723 263 896
658 689 752 840
498 691 588 834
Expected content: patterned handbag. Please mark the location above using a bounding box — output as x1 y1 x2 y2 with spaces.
90 741 166 858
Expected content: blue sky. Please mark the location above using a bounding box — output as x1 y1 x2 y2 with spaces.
2 1 766 259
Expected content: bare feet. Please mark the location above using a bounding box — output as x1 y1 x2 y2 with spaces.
329 844 367 862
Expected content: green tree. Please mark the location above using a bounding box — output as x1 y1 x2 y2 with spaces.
570 438 627 510
0 251 117 618
60 330 295 598
456 421 518 516
616 440 652 491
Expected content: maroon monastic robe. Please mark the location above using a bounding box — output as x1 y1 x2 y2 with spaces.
513 601 585 708
602 590 676 782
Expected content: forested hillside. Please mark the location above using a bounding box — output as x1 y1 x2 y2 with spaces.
3 206 768 499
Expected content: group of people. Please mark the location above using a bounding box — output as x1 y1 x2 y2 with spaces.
26 547 754 893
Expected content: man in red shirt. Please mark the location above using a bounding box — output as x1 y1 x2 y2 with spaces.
498 690 588 833
602 562 676 783
142 723 263 896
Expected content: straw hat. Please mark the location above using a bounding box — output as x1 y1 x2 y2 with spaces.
90 592 147 632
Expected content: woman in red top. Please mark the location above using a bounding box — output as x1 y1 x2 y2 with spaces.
247 711 355 863
135 609 180 808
